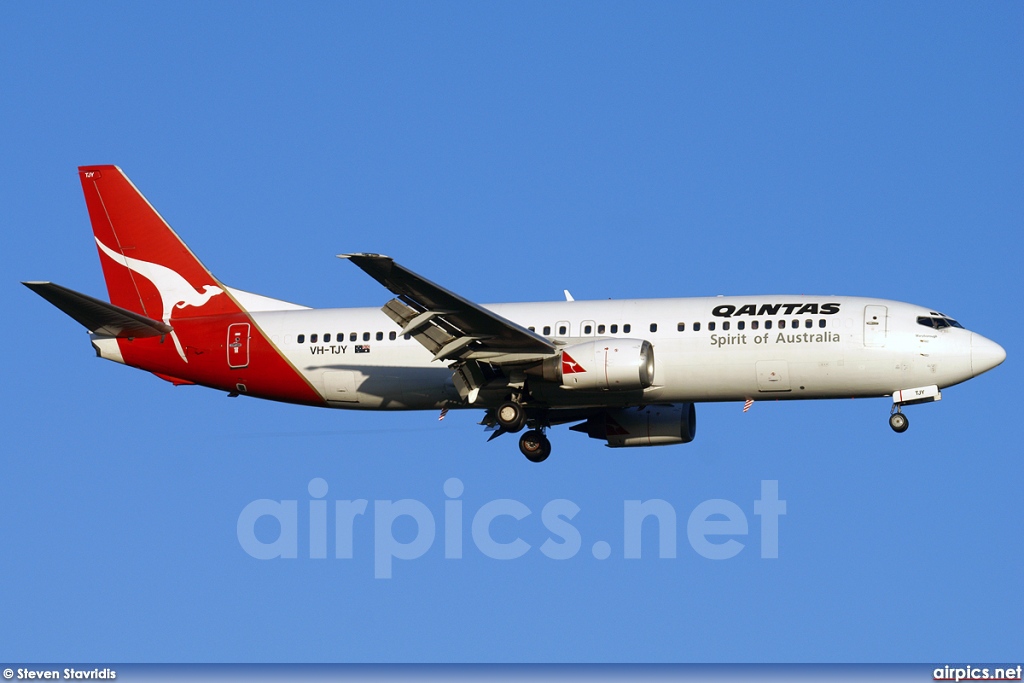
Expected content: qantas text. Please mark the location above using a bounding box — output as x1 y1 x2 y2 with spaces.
712 302 841 318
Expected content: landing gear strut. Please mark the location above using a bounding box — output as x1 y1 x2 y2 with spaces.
519 429 551 463
496 401 527 433
889 405 909 433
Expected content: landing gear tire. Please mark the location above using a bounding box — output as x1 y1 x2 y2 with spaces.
497 401 527 433
889 412 909 433
519 430 551 463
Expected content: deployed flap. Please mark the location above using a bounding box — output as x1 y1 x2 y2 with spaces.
340 254 555 362
23 281 173 338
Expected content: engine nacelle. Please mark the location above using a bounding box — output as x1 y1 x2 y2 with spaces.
529 339 655 391
570 404 697 447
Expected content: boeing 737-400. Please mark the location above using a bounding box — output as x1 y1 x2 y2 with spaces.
24 166 1006 461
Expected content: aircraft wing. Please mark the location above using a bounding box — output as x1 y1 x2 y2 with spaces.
339 253 556 366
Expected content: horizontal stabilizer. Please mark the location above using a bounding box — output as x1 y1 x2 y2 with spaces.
23 281 173 338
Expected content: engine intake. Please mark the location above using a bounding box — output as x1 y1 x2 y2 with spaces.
529 339 655 391
570 404 697 447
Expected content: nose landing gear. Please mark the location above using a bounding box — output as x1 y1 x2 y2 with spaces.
888 406 909 433
888 384 941 433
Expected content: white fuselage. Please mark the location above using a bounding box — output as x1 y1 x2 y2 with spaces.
250 295 992 411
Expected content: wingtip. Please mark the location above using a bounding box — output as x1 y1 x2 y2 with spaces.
337 252 391 260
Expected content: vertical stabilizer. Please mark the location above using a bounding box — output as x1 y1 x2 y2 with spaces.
78 166 237 323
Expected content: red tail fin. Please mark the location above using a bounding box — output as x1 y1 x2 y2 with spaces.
73 166 323 405
79 165 237 323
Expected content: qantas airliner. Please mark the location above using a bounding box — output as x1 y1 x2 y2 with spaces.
25 166 1006 461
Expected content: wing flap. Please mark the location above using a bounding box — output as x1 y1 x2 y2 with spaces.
382 297 492 362
23 281 173 338
341 254 555 360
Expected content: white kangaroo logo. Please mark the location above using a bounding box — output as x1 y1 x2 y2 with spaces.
95 238 224 362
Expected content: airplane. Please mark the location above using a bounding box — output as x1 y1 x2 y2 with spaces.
24 166 1006 462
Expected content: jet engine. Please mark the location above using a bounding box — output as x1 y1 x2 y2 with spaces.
570 403 697 447
528 339 654 391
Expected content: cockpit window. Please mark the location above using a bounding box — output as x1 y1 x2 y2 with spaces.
917 315 964 330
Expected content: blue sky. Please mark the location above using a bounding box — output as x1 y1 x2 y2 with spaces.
1 2 1021 663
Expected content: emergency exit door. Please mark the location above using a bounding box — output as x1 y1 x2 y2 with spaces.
227 323 250 368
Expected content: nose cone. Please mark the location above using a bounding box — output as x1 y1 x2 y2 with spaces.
971 333 1007 376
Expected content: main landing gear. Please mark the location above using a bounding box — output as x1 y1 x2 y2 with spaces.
889 405 909 433
496 400 527 433
487 397 552 462
519 429 552 463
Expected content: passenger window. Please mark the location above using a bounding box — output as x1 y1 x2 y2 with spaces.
765 320 772 330
297 334 305 344
738 321 745 330
792 319 799 328
311 334 318 343
598 324 606 334
376 331 383 341
723 321 730 331
323 333 331 343
693 322 701 332
677 322 685 332
750 321 758 330
404 334 411 340
528 326 535 332
350 332 357 342
708 322 716 331
779 320 786 329
558 325 567 335
543 326 551 335
584 324 592 334
818 319 826 328
389 331 397 340
650 323 657 333
624 324 631 333
610 324 618 333
805 319 812 329
363 332 370 341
